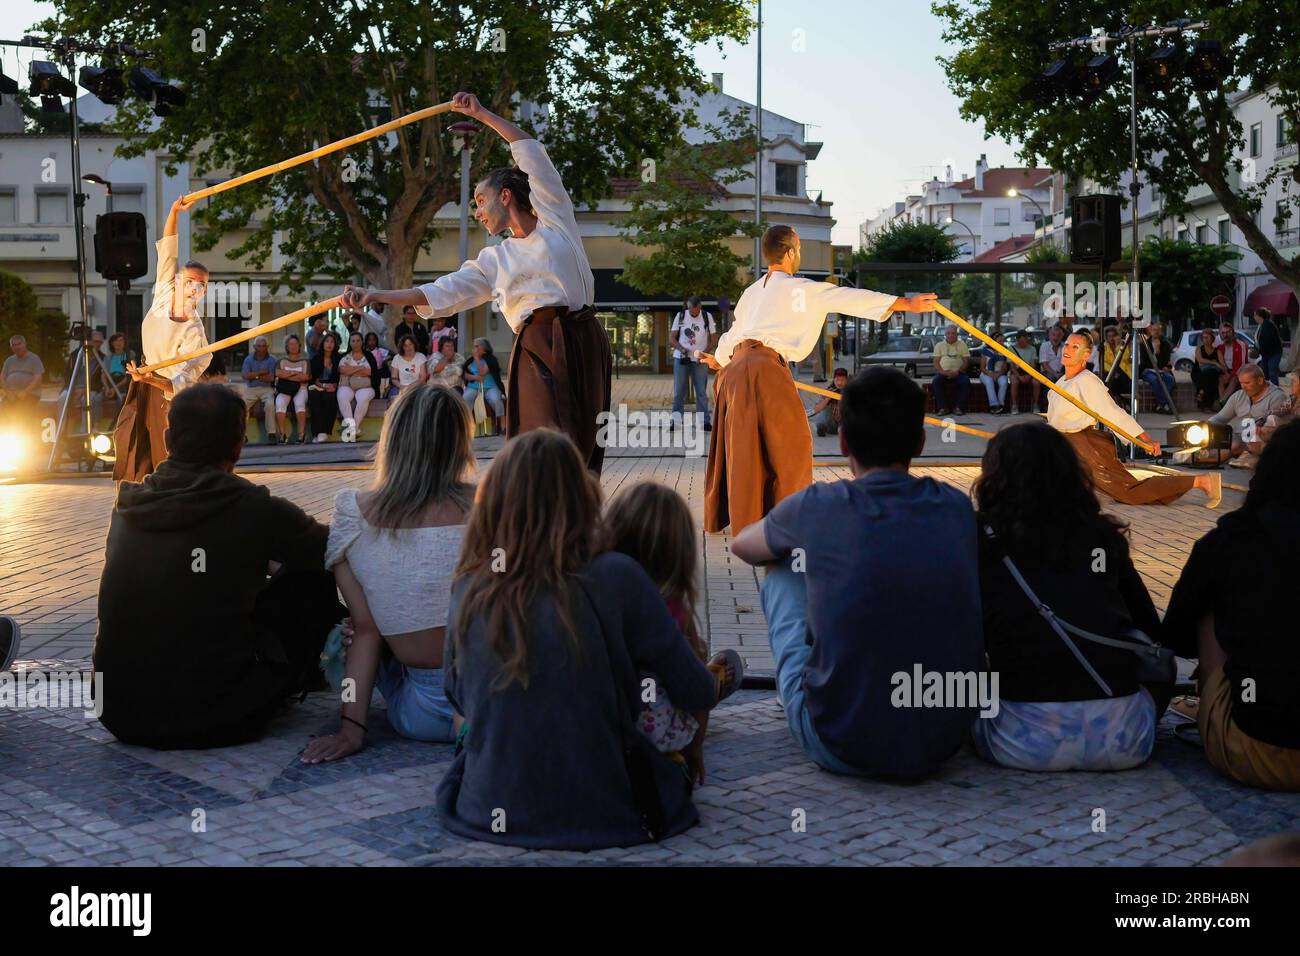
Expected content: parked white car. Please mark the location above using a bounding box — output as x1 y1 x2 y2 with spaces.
1171 330 1258 372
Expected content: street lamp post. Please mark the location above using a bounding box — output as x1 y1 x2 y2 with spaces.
944 216 978 258
450 121 478 348
1007 187 1047 233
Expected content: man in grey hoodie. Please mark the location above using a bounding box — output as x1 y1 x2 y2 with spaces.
94 384 342 748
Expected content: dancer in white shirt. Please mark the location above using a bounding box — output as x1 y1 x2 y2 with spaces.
702 225 935 534
113 196 211 481
1049 333 1219 507
339 91 610 472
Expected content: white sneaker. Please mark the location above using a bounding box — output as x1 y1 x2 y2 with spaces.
314 434 327 443
341 418 356 442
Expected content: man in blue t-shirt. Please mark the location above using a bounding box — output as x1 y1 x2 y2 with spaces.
731 366 984 778
239 335 280 443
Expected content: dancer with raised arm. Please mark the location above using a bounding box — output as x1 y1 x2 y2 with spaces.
113 196 212 481
703 225 936 534
339 91 610 472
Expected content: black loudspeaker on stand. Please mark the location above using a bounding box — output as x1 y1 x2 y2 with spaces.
1070 194 1122 265
92 211 149 289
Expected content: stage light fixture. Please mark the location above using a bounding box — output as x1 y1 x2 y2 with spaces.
127 66 186 116
90 433 114 457
0 431 26 473
1083 54 1121 94
79 64 126 104
1186 40 1223 92
28 60 76 97
40 95 65 113
1041 57 1081 98
1145 46 1184 90
1167 420 1232 465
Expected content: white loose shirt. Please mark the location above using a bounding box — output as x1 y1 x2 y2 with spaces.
141 234 210 397
714 272 897 367
415 139 594 332
1047 368 1144 443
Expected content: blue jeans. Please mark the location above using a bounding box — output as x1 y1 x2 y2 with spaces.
760 561 862 775
930 372 969 411
463 385 504 417
1261 353 1281 385
1140 369 1176 405
375 657 456 742
672 357 711 422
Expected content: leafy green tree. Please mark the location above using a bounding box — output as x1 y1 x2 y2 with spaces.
617 109 762 308
0 272 67 369
855 221 959 343
40 0 752 293
1128 236 1241 335
934 0 1300 294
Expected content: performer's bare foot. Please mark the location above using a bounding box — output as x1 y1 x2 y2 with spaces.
1193 472 1222 508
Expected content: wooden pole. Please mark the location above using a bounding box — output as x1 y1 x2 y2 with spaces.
137 297 341 374
793 379 994 439
933 304 1156 454
181 102 456 205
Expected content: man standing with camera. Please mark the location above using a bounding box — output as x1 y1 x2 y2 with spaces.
669 296 717 431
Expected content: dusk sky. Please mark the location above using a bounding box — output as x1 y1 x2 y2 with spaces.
2 0 1028 245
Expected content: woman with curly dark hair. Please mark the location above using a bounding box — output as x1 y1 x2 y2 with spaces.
972 421 1166 772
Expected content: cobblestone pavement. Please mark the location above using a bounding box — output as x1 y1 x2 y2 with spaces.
2 444 1293 865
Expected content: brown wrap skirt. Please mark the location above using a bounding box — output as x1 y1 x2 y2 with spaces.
1064 426 1195 505
111 379 169 482
506 305 612 475
704 340 812 535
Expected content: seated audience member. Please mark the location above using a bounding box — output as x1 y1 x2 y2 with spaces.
393 305 431 356
811 367 848 436
1138 322 1177 414
730 367 984 779
462 338 506 435
429 315 456 355
1218 322 1247 403
200 352 229 383
104 333 135 391
978 342 1009 414
605 482 743 784
303 385 475 761
930 324 970 415
1208 364 1290 467
305 315 329 361
1192 328 1224 411
308 332 342 442
93 384 341 748
388 334 427 398
239 336 279 443
1008 330 1040 412
427 337 464 393
1038 324 1065 383
1252 372 1299 456
1161 421 1300 791
273 334 311 443
1100 325 1132 397
337 331 380 439
438 430 715 849
364 331 390 369
972 422 1167 771
1 335 45 419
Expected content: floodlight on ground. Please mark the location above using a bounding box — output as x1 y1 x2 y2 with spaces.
79 64 126 104
0 431 26 473
28 60 76 97
1168 420 1230 450
90 433 113 457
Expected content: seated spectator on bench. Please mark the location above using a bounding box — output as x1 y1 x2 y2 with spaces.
337 331 380 440
388 334 428 398
1253 372 1298 457
308 332 342 443
438 430 715 849
1039 324 1065 383
1162 421 1300 791
1 334 45 422
1138 322 1176 414
730 367 984 779
1100 325 1131 398
238 336 279 443
302 385 475 762
972 422 1167 772
1208 363 1290 468
1218 322 1248 403
810 366 847 436
105 333 135 393
364 331 389 369
273 334 311 444
930 324 970 415
1192 328 1225 411
427 337 464 393
978 343 1009 414
1008 330 1040 412
93 383 342 749
463 338 506 435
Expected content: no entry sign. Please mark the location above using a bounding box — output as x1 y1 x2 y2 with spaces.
1211 294 1232 316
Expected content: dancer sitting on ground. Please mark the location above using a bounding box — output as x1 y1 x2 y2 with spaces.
1048 332 1220 507
972 422 1168 772
730 367 984 779
438 430 716 850
94 384 342 749
605 481 744 785
302 385 475 762
1161 420 1300 791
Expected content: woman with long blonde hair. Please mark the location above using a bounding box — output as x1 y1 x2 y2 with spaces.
438 430 717 850
303 384 475 762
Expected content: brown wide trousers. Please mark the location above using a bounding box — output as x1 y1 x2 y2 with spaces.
704 340 812 535
1065 426 1195 505
112 380 169 482
506 305 612 475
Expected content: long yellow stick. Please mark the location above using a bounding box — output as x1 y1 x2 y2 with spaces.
181 102 457 205
137 297 341 374
933 303 1156 454
793 379 994 439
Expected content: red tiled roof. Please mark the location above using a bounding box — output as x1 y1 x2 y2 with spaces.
974 235 1037 262
960 168 1054 198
